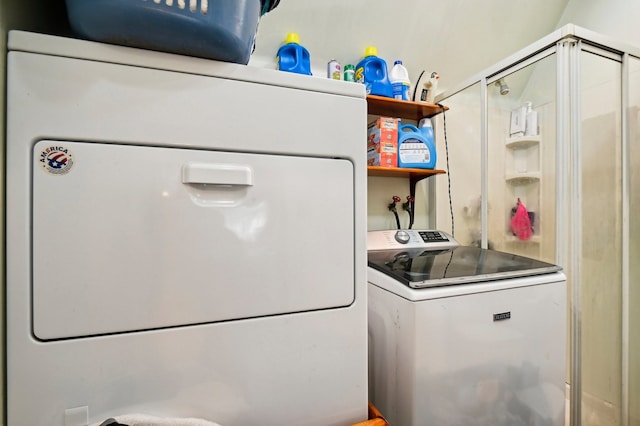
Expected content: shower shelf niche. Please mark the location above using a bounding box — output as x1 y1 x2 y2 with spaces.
506 235 542 244
504 135 541 178
505 172 540 183
504 135 542 245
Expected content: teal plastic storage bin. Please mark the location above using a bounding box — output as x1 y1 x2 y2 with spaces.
65 0 280 64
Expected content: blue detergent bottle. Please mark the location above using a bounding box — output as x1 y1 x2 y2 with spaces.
276 33 312 75
355 46 393 97
397 121 437 169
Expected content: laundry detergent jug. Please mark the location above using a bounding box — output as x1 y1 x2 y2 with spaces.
276 33 312 75
355 46 393 98
397 123 437 169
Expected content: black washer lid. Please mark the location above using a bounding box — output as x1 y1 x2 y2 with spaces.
368 246 562 289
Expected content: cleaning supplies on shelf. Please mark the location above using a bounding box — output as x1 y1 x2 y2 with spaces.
525 101 539 136
397 120 437 169
418 71 440 104
343 64 355 82
355 46 393 98
510 105 527 136
327 59 341 80
390 60 410 101
367 117 399 167
276 33 312 75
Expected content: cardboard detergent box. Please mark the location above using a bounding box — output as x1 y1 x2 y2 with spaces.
367 117 399 167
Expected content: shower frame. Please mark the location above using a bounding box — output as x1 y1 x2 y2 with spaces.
436 23 640 426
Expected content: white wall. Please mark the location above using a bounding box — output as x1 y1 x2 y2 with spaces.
557 0 640 44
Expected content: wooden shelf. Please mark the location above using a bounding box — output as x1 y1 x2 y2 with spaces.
368 166 445 180
365 96 447 227
366 95 448 121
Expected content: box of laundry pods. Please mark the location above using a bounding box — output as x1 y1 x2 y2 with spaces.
367 117 398 168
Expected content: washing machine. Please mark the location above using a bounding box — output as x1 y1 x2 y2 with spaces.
5 31 368 426
367 229 567 426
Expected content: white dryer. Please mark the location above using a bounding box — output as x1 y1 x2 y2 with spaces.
5 31 368 426
367 230 567 426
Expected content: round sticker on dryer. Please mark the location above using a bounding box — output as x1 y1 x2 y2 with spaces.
39 145 74 175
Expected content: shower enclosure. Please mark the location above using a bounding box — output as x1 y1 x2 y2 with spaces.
433 24 640 426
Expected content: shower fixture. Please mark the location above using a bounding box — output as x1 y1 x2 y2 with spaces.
495 78 510 95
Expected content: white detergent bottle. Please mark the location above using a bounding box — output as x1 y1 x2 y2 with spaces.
525 101 538 136
390 60 410 101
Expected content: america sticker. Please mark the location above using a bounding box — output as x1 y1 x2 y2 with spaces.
39 145 74 175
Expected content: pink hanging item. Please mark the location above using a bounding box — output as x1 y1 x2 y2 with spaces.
510 198 532 241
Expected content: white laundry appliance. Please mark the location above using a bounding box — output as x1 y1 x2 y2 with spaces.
367 229 567 426
5 31 368 426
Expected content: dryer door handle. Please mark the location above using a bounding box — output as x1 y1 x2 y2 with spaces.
182 162 253 186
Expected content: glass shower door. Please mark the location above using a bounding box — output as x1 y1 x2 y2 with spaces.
437 29 640 426
433 82 482 246
486 54 557 264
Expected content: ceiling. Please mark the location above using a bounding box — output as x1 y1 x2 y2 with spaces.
250 0 571 94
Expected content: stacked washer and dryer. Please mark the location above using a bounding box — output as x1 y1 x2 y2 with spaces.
367 229 567 426
5 31 368 425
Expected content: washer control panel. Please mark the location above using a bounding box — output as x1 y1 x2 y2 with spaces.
394 230 411 244
368 229 459 251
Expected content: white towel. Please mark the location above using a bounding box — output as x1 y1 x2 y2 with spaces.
91 414 222 426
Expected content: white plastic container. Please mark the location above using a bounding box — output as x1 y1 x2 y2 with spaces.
390 60 410 101
525 101 538 136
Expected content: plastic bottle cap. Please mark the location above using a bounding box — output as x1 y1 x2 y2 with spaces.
365 46 378 57
285 33 300 44
394 60 403 65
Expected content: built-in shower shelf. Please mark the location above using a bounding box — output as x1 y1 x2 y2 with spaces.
505 135 541 149
505 172 541 183
506 235 541 244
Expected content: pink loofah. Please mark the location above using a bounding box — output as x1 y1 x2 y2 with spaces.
510 199 532 241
